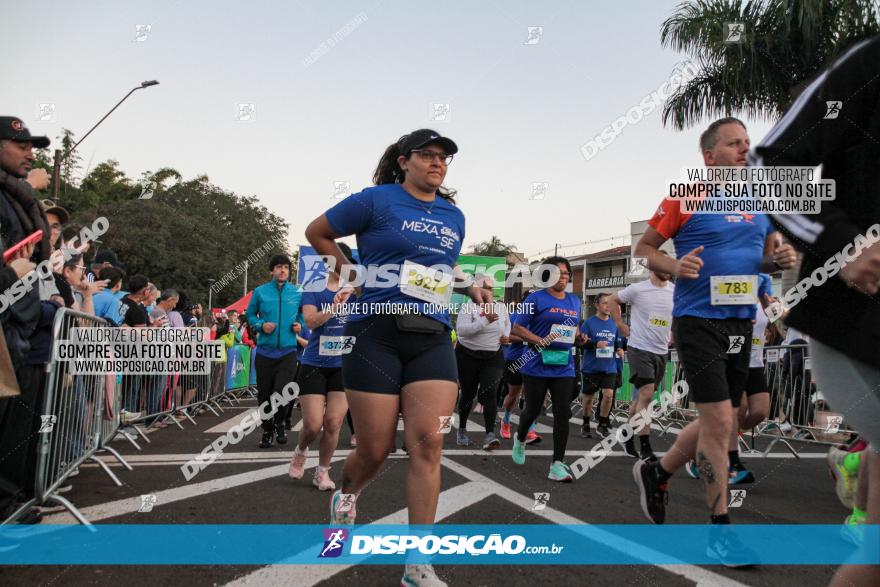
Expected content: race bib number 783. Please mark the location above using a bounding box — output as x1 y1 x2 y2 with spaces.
710 275 757 306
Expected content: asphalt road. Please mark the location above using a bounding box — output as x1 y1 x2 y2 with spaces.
0 395 848 587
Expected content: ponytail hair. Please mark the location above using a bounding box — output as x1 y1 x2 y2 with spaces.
372 136 458 205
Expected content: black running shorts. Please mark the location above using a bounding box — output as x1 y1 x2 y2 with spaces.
341 314 457 394
582 371 617 395
503 360 524 386
296 364 344 396
744 366 767 397
672 316 752 407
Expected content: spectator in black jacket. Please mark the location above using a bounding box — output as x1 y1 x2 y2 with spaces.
0 116 55 524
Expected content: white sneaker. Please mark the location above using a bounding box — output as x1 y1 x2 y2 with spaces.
401 564 447 587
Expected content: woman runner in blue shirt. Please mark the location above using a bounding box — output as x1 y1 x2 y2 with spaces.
510 256 585 481
305 129 491 587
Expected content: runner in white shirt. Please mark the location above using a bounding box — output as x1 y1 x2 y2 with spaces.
455 275 510 450
609 261 674 461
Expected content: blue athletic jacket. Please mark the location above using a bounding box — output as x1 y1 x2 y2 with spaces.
245 280 304 350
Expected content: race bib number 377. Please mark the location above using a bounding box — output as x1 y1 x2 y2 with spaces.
319 336 356 356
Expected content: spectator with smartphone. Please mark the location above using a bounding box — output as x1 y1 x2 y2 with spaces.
0 116 54 524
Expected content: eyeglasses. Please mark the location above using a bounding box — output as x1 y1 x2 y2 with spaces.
411 149 454 165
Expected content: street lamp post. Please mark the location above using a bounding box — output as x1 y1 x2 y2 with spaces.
52 80 160 198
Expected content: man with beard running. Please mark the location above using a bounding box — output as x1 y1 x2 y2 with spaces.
631 117 796 567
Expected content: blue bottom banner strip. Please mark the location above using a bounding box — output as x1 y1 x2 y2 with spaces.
1 524 878 565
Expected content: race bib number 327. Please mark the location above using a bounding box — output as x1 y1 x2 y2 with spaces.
400 260 453 306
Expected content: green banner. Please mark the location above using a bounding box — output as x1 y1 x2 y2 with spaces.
225 344 251 390
452 255 506 308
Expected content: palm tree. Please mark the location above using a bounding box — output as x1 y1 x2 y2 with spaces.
471 236 517 258
661 0 880 129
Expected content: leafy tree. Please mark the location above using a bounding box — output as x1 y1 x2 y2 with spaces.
33 148 52 171
59 128 82 192
471 236 517 258
661 0 880 129
68 168 290 308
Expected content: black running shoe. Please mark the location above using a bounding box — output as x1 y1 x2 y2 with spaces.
276 429 288 445
706 524 759 568
580 427 592 439
642 450 659 463
259 431 274 449
622 440 640 458
633 460 668 524
596 423 611 438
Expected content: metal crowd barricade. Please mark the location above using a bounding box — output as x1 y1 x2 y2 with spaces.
605 343 855 456
601 352 689 437
104 371 149 448
124 372 186 435
123 336 235 433
2 308 131 526
165 371 213 424
210 343 253 410
756 343 853 454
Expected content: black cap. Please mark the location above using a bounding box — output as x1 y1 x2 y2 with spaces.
0 117 50 148
397 129 458 157
268 253 292 270
94 249 124 268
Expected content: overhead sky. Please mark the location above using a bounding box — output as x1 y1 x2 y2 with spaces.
7 0 777 259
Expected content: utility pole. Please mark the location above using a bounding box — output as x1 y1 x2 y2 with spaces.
51 80 159 198
51 149 62 198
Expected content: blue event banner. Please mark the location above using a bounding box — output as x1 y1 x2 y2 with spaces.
0 524 877 565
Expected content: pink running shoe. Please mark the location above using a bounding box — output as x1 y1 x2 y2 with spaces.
313 467 336 491
525 429 542 445
288 447 307 479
